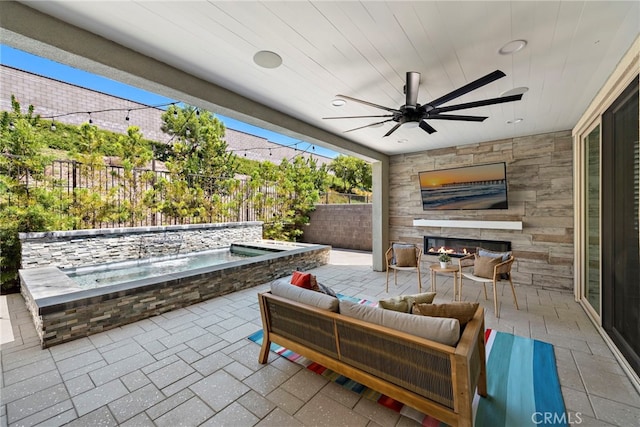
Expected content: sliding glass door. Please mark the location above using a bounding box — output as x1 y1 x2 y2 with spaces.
584 124 601 316
601 76 639 376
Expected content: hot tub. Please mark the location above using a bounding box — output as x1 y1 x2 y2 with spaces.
19 241 330 348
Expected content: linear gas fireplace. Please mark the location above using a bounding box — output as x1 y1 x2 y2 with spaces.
424 236 511 258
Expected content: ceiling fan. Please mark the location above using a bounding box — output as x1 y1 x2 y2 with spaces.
323 70 523 137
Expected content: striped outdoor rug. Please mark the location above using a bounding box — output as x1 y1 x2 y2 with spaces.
249 298 566 426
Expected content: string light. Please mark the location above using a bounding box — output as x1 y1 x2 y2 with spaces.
9 121 15 131
38 101 177 122
31 100 323 162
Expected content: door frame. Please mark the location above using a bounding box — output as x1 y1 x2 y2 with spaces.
572 36 640 392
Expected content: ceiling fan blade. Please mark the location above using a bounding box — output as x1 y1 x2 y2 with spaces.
427 114 488 122
429 70 506 107
383 123 403 137
432 94 523 113
419 121 437 134
405 72 420 108
343 119 395 133
335 94 399 112
323 114 394 119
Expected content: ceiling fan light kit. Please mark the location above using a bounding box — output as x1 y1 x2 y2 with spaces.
323 69 524 137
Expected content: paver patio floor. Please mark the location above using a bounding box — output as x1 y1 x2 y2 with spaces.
1 249 639 426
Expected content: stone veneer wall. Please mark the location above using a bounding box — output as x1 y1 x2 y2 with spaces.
390 130 574 291
19 222 263 269
301 204 372 251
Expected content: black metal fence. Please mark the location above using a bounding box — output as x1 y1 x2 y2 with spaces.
317 191 371 204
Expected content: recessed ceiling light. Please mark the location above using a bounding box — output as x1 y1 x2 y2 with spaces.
506 118 524 124
331 98 346 107
501 87 529 97
397 139 408 144
253 50 282 68
499 39 527 55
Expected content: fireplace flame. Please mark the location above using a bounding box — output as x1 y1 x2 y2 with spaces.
427 246 469 257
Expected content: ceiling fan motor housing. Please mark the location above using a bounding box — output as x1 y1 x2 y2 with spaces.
324 69 523 137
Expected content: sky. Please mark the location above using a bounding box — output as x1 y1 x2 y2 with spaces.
0 44 338 159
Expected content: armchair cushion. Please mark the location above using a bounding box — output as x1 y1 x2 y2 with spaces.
477 247 511 261
473 254 502 279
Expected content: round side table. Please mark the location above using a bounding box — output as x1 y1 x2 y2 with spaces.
429 264 460 300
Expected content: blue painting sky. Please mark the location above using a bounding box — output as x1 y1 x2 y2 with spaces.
1 44 338 159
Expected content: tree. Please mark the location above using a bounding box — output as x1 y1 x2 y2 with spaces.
251 155 328 241
328 155 372 193
0 96 67 293
0 95 51 183
160 105 237 178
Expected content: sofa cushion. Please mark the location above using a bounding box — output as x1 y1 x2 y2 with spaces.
412 302 480 326
473 254 502 279
378 292 436 313
291 271 312 289
339 300 460 346
271 279 339 312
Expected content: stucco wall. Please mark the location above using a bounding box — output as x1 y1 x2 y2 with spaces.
301 204 372 251
389 130 574 291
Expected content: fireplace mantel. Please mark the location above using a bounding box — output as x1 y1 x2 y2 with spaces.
413 219 523 231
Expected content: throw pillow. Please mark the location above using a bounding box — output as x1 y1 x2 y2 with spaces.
412 302 480 326
307 275 337 297
379 292 436 313
473 254 502 279
477 247 512 279
291 271 312 289
394 247 417 267
391 243 414 264
317 282 337 297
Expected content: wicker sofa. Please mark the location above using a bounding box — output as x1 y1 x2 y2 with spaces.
257 279 487 427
